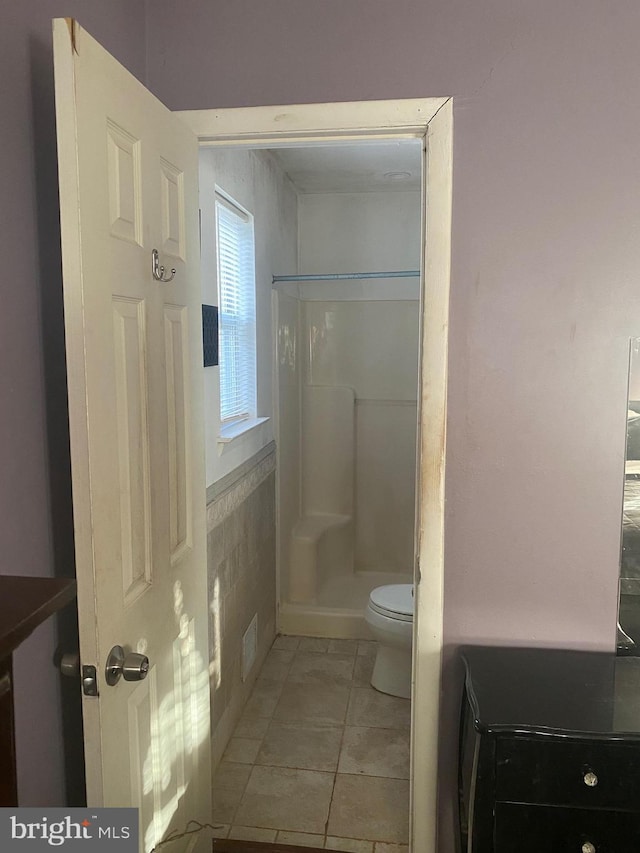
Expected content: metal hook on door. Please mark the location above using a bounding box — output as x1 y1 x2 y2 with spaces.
151 248 176 283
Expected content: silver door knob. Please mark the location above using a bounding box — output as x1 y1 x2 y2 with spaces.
582 842 596 853
105 645 150 686
59 652 80 677
583 771 598 787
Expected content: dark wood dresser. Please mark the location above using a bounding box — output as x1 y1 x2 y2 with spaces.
459 646 640 853
0 575 76 805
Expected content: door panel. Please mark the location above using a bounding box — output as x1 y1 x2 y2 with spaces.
164 304 192 563
112 296 154 604
106 121 144 246
160 159 186 260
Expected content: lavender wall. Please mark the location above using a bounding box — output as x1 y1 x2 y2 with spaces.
2 0 146 805
145 0 640 845
6 0 638 832
145 0 639 649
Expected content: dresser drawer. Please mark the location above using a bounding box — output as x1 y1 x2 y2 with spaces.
496 737 640 810
495 802 640 853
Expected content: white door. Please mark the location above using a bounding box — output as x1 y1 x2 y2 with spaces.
53 19 211 852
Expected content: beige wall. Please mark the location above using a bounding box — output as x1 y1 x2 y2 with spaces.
299 191 421 574
201 148 296 768
275 293 301 603
299 191 421 276
302 300 419 573
199 148 298 487
207 448 277 770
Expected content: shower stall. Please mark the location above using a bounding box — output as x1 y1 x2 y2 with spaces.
275 272 421 638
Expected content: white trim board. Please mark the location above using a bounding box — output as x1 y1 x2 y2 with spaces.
176 98 448 146
179 98 453 853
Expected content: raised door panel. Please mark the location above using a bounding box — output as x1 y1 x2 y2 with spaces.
164 305 192 565
112 297 153 605
160 158 185 260
107 120 143 246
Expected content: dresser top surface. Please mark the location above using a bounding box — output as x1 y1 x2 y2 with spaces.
461 646 640 739
0 575 76 659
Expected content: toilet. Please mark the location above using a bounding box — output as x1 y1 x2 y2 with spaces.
365 584 414 699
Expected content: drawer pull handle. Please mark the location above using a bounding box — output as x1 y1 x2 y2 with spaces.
582 843 596 853
583 771 598 787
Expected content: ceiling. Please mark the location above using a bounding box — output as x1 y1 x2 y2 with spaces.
269 140 422 194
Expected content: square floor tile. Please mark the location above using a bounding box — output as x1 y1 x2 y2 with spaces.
346 687 411 729
298 637 330 652
274 682 350 725
338 726 410 779
213 761 252 791
326 837 373 851
357 641 377 657
222 737 262 764
374 844 409 852
276 830 325 847
328 639 359 655
256 720 343 771
212 787 243 824
242 681 284 719
234 765 334 833
259 649 295 683
325 835 373 853
272 635 300 650
210 824 230 839
233 715 271 739
327 774 410 844
228 825 278 841
353 655 375 687
288 652 355 686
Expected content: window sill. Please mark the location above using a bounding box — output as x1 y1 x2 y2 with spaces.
217 416 269 446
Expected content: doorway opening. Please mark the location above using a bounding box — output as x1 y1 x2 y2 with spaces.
204 138 420 847
182 99 452 853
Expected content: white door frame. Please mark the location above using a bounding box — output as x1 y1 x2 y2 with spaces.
178 98 453 853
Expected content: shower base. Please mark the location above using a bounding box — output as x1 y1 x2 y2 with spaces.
280 570 412 640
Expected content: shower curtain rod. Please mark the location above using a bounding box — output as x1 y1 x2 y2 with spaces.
272 270 420 283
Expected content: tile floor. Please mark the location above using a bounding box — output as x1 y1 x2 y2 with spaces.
212 635 410 852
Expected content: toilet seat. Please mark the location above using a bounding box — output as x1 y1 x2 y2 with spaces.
368 584 413 622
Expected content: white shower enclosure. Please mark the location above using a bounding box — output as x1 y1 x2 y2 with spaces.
276 188 421 638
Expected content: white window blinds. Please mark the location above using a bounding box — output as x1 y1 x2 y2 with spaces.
215 194 257 423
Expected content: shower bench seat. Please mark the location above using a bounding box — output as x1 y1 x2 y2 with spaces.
288 513 352 604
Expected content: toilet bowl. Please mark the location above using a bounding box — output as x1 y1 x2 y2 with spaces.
365 584 414 699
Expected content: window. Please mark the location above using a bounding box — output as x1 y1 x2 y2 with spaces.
215 192 256 426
